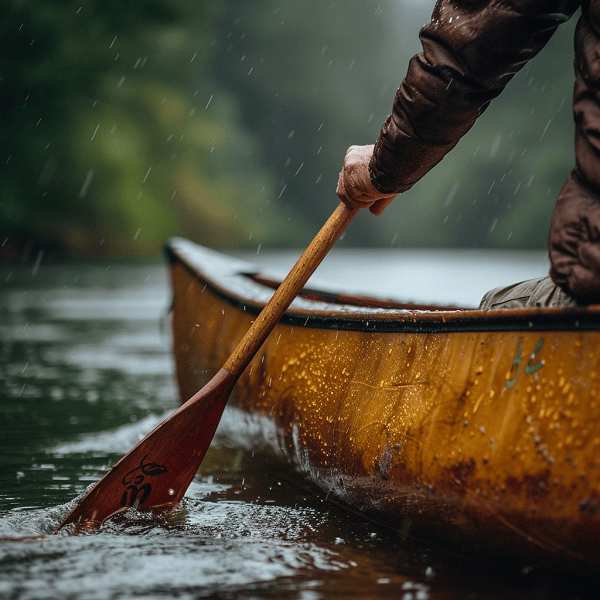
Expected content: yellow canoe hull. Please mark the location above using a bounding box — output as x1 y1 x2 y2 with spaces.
166 239 600 570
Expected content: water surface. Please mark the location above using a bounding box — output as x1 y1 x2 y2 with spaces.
0 253 594 599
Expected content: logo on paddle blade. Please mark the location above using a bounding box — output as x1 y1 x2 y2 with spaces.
120 454 168 508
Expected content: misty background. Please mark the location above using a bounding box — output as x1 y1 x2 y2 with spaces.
1 0 579 262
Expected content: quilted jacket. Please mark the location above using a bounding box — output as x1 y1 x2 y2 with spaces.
369 0 600 303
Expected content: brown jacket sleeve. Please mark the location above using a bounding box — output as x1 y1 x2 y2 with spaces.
369 0 579 194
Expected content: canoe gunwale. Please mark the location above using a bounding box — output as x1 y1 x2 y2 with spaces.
165 238 600 333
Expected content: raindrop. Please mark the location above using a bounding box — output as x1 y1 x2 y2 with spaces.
79 170 94 198
489 134 502 158
32 250 44 276
540 119 551 141
514 181 521 195
444 181 460 207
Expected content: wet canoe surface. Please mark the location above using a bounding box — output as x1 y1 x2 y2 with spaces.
166 238 600 571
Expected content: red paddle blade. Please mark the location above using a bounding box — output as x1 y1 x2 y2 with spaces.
54 369 235 533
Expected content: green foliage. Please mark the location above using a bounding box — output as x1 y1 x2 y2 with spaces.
0 0 582 258
0 0 306 258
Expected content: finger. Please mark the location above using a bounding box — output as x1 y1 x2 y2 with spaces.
369 195 397 215
336 174 353 207
337 176 373 210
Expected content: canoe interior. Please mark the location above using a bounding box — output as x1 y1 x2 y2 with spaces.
165 238 600 572
247 272 463 312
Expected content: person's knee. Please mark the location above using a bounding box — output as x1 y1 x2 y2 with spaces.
479 276 577 310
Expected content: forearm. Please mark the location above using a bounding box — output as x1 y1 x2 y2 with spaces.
370 0 579 194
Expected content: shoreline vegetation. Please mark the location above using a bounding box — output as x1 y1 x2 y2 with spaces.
1 1 579 262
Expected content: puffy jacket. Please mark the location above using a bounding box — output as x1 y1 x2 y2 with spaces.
369 0 600 303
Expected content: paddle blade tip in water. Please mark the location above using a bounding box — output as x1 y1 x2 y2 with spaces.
54 368 235 533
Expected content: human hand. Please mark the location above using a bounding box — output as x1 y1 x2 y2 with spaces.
336 144 397 215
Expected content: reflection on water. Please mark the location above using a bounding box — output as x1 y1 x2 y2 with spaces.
0 256 594 599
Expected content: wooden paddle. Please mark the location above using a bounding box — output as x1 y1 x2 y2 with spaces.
54 202 357 532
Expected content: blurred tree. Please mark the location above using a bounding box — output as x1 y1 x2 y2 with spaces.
203 0 579 249
0 0 581 260
0 0 308 260
204 0 427 236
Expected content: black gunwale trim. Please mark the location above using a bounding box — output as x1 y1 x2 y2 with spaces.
165 241 600 334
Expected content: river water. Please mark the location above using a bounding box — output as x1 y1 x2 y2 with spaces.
0 250 594 599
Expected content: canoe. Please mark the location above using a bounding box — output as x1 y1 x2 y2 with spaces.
165 237 600 570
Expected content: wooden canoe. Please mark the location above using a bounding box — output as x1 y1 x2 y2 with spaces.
165 237 600 570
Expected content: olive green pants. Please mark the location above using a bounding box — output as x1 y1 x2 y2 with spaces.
478 276 577 310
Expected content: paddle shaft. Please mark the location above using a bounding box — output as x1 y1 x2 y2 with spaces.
223 202 357 377
54 202 357 532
